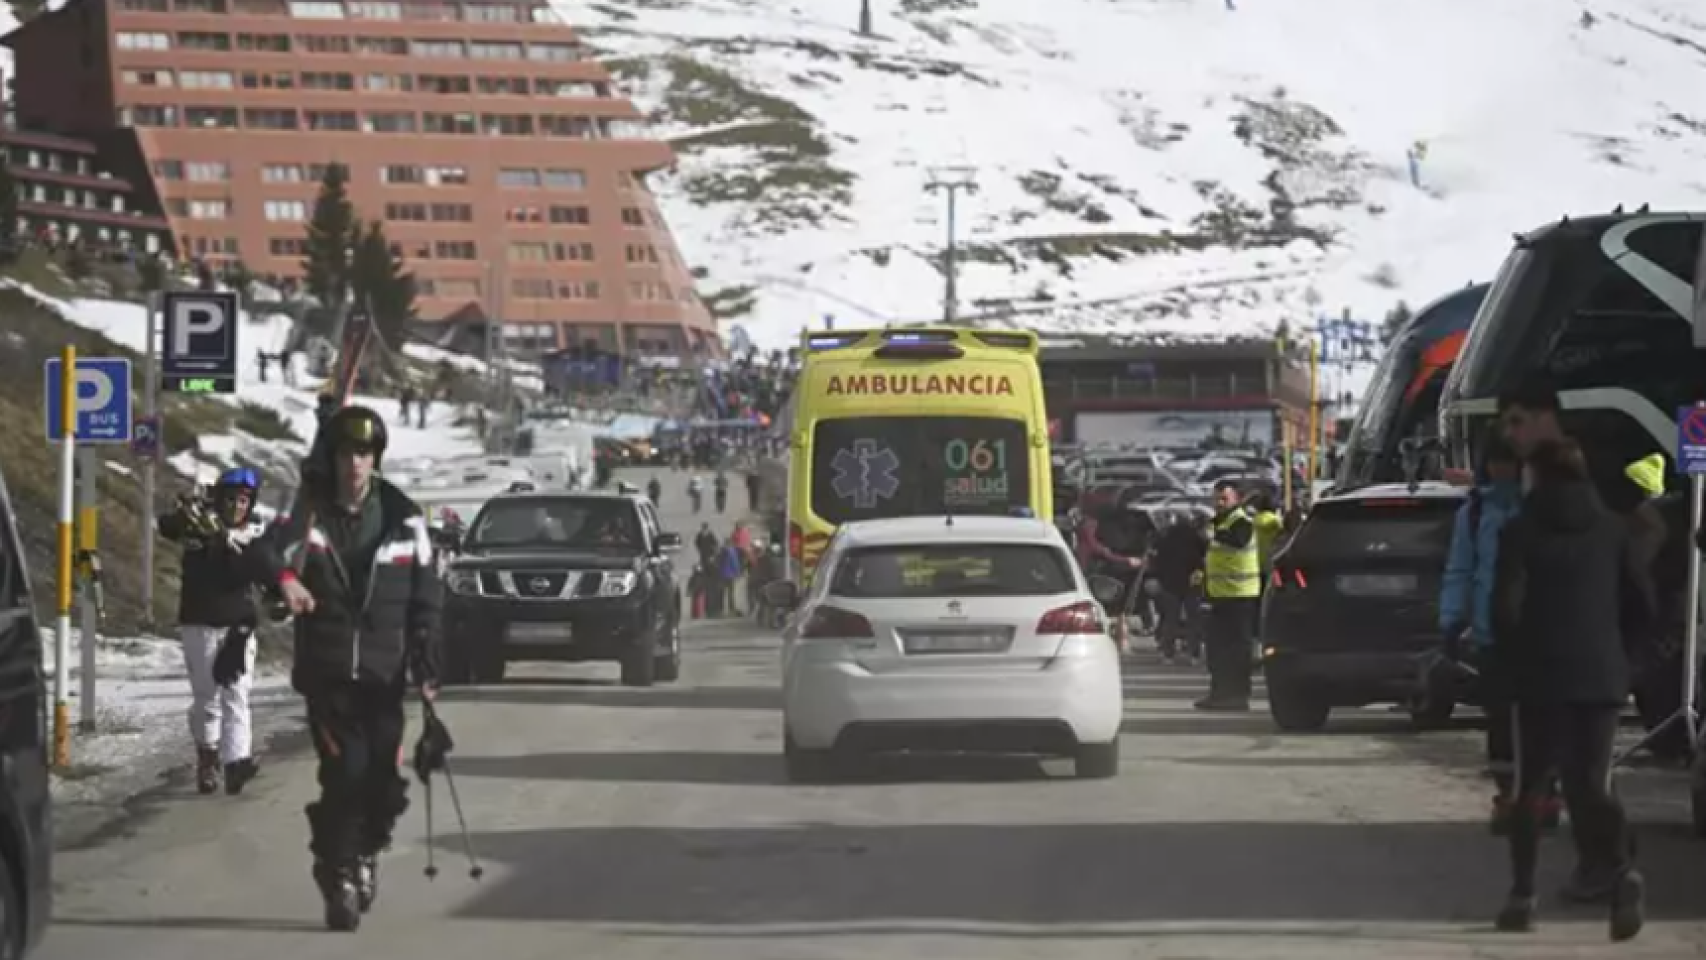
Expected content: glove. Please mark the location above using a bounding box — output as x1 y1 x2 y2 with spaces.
406 644 437 690
212 623 253 687
412 700 455 785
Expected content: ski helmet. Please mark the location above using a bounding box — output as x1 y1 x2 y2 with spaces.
324 405 388 464
215 466 261 494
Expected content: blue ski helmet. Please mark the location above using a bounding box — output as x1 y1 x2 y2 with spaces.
216 466 261 494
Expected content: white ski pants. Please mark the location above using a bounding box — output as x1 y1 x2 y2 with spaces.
179 624 255 764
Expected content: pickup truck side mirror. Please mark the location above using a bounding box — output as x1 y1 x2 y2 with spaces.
655 531 682 552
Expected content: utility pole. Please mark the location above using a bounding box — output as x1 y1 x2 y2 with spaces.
925 166 977 324
858 0 872 35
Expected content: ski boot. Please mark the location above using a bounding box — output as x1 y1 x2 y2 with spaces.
224 758 259 796
354 854 380 913
195 747 221 795
312 859 362 932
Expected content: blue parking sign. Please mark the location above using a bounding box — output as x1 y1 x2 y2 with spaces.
44 358 132 443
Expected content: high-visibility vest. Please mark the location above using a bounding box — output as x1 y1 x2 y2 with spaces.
1253 509 1283 570
1205 509 1261 600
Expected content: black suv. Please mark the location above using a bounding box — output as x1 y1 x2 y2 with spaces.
1260 482 1465 731
0 462 52 955
440 491 683 686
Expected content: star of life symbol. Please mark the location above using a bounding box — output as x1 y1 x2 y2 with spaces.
830 439 901 509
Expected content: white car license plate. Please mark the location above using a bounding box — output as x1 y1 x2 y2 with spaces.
1336 574 1416 597
507 622 571 643
902 631 1011 654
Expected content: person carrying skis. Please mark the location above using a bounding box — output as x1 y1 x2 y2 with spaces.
157 467 269 796
255 405 441 933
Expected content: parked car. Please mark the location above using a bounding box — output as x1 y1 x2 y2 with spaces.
0 459 51 955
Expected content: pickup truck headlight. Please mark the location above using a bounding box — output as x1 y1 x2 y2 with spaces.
599 571 637 597
445 569 480 596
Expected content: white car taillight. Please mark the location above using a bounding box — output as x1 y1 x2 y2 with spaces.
798 606 873 640
1036 601 1102 635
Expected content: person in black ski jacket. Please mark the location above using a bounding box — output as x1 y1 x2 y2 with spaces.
253 404 441 933
1148 514 1208 663
157 466 270 796
1487 438 1653 940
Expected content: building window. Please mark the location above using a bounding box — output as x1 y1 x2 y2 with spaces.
348 1 400 16
480 114 532 136
528 43 580 63
424 164 467 185
179 71 236 90
244 109 299 130
625 243 658 265
462 2 518 21
152 160 185 180
429 203 472 222
629 281 673 302
418 74 471 95
535 79 604 98
122 69 175 87
185 107 239 128
299 35 352 53
419 278 481 298
238 32 291 52
188 200 231 220
538 116 595 139
468 41 521 59
120 0 169 10
421 113 476 135
477 76 527 96
127 105 179 127
510 278 553 299
288 0 344 16
307 162 346 181
556 241 595 262
177 31 232 50
365 112 417 133
189 236 240 255
177 0 228 11
410 39 463 57
364 73 413 92
300 71 355 91
403 1 459 20
262 163 307 182
305 111 359 131
356 36 407 54
384 202 427 221
186 161 232 182
620 207 644 227
241 72 295 90
505 206 542 224
263 200 307 221
380 164 422 184
116 31 171 50
508 242 548 262
558 280 600 300
542 168 585 190
496 167 539 188
269 237 308 256
548 205 589 225
434 240 477 260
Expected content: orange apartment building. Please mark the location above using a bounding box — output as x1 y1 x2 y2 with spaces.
1 0 718 358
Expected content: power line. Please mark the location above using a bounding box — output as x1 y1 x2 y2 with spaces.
925 166 977 324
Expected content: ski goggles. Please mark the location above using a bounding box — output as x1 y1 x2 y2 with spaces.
216 467 260 491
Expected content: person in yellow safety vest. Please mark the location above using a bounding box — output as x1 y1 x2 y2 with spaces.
1196 480 1261 712
1245 490 1285 575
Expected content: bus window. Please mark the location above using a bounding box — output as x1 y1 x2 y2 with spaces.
810 416 1032 525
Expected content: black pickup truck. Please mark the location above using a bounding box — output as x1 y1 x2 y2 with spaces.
440 491 683 686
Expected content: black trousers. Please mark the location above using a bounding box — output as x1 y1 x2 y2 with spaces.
304 681 410 865
1507 702 1631 896
1205 598 1258 701
1154 589 1195 658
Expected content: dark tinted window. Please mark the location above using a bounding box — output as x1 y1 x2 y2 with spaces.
811 417 1031 525
1290 498 1461 558
829 543 1074 598
469 498 640 548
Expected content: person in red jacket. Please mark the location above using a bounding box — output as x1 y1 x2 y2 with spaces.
1075 502 1142 623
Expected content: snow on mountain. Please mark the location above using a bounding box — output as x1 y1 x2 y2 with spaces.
564 0 1706 349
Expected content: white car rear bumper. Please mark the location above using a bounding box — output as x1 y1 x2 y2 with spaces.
782 641 1125 751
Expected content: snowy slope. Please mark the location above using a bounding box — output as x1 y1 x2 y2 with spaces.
564 0 1706 348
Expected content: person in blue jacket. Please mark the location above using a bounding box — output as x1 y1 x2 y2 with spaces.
1439 435 1557 834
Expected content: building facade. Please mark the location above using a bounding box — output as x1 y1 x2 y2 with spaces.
1 0 717 357
0 120 173 254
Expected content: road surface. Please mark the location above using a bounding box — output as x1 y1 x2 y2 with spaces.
39 468 1706 959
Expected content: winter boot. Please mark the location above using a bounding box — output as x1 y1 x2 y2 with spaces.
195 747 221 795
312 859 362 932
1495 893 1536 933
354 854 380 913
224 758 259 796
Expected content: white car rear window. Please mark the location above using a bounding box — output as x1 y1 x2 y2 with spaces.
830 544 1074 598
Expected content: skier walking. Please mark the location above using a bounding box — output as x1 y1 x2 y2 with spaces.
256 405 441 932
157 467 269 796
714 472 729 514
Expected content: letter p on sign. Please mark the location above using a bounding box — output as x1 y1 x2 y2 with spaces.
77 367 112 415
170 301 224 356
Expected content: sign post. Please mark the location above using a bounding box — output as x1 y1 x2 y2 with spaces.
44 355 132 755
161 291 238 395
76 446 97 732
139 292 160 630
1679 405 1706 745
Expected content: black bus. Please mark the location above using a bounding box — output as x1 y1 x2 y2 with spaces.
1438 210 1706 478
1336 281 1488 490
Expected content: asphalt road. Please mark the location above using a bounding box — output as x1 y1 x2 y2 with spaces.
38 469 1706 959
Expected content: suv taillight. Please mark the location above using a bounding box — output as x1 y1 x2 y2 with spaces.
1037 601 1102 634
788 522 804 560
1270 567 1308 590
798 605 873 640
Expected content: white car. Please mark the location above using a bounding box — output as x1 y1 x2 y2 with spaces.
764 516 1127 782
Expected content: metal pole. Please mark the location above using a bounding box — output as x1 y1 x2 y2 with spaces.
53 345 76 770
944 187 959 324
1685 462 1704 747
141 293 158 630
77 446 97 732
1305 338 1320 490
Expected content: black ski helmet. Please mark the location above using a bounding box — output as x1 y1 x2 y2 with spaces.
324 404 388 466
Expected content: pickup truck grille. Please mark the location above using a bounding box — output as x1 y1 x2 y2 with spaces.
473 570 620 600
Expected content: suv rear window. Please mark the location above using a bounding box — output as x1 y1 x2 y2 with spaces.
1290 497 1462 557
830 543 1075 598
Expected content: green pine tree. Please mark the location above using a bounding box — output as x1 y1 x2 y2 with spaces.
301 162 355 309
351 219 416 345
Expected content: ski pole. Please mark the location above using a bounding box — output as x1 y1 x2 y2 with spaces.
438 759 484 880
422 776 439 880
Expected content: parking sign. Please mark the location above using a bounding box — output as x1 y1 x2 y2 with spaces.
162 291 239 394
44 357 132 443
